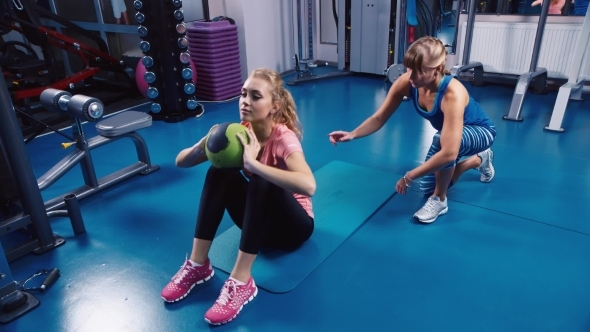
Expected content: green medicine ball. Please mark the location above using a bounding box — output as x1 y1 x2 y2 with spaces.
205 122 249 168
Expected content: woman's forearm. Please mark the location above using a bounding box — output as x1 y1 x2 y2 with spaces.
176 144 208 168
351 115 386 139
407 150 457 180
249 161 316 197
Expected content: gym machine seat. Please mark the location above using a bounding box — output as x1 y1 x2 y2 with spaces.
96 111 153 137
38 88 160 212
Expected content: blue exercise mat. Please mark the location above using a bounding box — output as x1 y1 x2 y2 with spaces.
208 160 398 293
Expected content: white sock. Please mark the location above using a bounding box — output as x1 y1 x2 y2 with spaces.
229 277 247 286
188 259 204 267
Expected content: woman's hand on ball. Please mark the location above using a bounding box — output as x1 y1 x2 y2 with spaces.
237 128 261 173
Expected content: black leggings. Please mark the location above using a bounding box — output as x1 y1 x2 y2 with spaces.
194 166 314 255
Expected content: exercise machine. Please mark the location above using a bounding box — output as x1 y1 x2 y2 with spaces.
37 88 160 212
346 0 394 76
0 241 60 323
544 6 589 132
502 0 550 121
289 0 404 85
0 245 36 323
289 0 438 86
0 0 137 97
0 0 139 139
288 0 355 85
449 0 485 86
0 68 82 263
291 0 320 82
2 70 158 264
385 0 410 84
386 0 443 85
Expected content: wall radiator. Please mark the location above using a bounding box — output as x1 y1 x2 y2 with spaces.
458 22 590 80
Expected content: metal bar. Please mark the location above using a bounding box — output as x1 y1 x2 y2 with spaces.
545 6 590 132
307 0 314 59
398 0 407 63
297 0 303 60
13 66 100 101
530 0 550 72
0 244 19 297
13 108 75 141
451 0 464 53
502 0 551 121
462 0 478 65
0 67 55 251
202 0 210 21
64 194 85 234
393 0 403 63
565 6 590 81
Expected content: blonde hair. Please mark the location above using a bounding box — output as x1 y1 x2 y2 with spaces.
403 36 450 75
249 68 303 140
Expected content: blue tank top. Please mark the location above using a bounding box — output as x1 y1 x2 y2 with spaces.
410 75 494 131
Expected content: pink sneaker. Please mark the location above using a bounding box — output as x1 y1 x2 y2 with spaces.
160 258 214 302
204 277 258 325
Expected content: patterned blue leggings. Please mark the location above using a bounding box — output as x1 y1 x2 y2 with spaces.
420 125 496 195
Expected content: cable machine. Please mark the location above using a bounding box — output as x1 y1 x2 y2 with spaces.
544 6 589 132
502 0 550 122
451 0 551 117
449 0 485 85
289 0 405 85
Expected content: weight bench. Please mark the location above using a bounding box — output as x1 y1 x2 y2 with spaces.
38 89 160 212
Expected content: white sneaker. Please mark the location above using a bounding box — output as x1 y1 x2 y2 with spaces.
477 149 495 183
413 196 448 224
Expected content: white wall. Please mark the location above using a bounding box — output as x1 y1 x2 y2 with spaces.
209 0 297 81
314 0 338 63
242 1 297 74
183 1 205 22
208 0 248 80
319 0 337 44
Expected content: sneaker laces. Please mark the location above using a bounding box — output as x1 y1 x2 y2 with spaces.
172 263 195 284
422 197 440 213
215 280 237 306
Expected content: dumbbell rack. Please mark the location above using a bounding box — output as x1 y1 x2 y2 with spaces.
133 0 203 123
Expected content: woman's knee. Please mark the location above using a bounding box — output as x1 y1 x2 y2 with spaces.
248 174 268 184
206 166 243 181
247 174 281 193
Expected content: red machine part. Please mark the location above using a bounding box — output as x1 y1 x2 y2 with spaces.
8 25 122 101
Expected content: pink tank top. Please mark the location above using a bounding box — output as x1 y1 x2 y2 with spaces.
241 122 314 218
549 0 565 14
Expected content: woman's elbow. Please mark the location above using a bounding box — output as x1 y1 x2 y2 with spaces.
304 178 317 197
442 150 459 165
175 156 184 168
175 155 190 168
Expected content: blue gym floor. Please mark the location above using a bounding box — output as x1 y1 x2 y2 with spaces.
3 68 590 332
